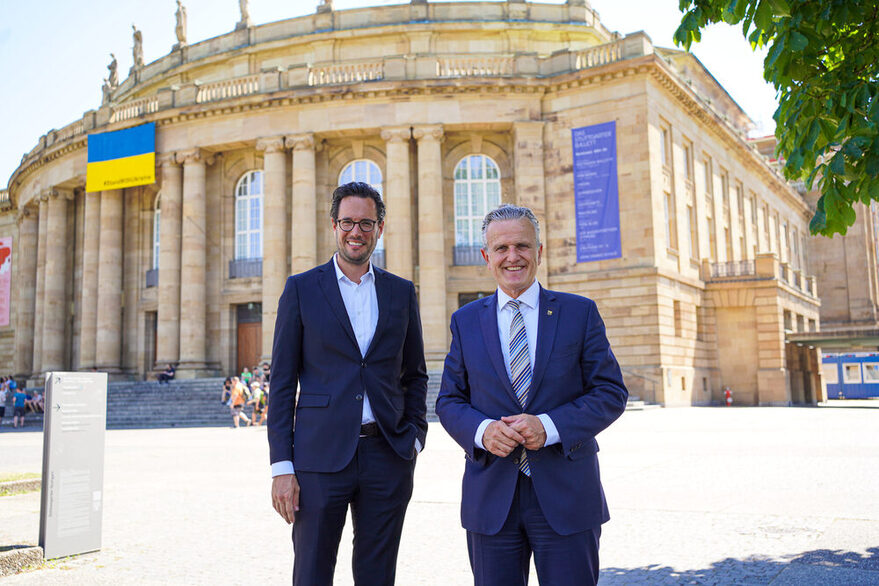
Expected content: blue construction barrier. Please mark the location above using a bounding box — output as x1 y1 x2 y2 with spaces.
822 352 879 399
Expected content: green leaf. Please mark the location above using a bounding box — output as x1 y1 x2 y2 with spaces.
829 152 846 175
866 155 879 178
789 31 808 51
754 0 774 32
809 195 827 234
767 0 791 17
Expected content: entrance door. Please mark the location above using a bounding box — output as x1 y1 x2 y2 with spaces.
236 303 262 375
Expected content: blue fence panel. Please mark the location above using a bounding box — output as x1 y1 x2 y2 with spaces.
822 353 879 399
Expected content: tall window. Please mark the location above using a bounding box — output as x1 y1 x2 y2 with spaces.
664 191 677 251
660 123 672 168
682 140 693 181
235 170 264 260
687 203 698 260
153 194 161 269
454 155 501 247
339 159 384 254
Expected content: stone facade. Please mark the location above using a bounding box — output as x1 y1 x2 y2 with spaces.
2 1 827 404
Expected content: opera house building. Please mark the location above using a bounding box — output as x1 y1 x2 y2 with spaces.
1 0 827 406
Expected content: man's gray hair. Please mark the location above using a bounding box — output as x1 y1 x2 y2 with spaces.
481 204 541 248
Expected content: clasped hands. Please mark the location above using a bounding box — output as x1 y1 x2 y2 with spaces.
482 414 546 458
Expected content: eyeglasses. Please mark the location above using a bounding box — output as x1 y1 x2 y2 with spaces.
336 218 378 232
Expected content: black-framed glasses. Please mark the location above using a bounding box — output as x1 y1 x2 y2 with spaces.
336 218 378 232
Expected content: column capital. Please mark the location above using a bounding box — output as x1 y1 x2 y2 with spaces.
53 187 75 201
256 136 287 154
158 152 180 167
412 124 444 142
16 204 36 224
381 126 413 143
177 148 215 166
39 189 54 202
285 133 315 151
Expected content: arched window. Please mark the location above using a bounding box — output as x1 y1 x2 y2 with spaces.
339 159 385 265
153 194 161 269
235 170 264 260
453 155 501 264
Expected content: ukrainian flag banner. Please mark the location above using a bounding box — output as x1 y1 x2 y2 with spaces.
86 123 156 192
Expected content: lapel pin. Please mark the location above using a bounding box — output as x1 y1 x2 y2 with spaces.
547 310 553 316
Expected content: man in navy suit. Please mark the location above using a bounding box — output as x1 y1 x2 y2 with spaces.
268 182 428 585
436 204 627 585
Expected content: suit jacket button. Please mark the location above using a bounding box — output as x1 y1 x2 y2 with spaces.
361 361 366 368
355 394 363 401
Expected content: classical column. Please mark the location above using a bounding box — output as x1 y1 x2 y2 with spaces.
14 205 38 379
256 137 288 362
31 194 49 378
177 149 211 376
95 189 123 372
413 124 447 361
79 191 101 369
287 133 317 274
157 154 183 370
41 189 73 373
381 126 414 280
513 121 549 285
123 189 140 371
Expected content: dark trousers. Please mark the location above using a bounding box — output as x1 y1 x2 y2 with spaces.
467 473 601 586
292 435 416 586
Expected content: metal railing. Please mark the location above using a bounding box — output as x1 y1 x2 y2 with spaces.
453 245 484 266
145 268 158 288
709 260 755 278
229 258 263 279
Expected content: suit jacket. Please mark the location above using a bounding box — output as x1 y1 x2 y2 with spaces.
435 286 627 536
268 259 428 473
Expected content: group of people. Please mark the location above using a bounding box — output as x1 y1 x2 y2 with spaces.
221 362 270 428
266 182 628 586
0 376 43 428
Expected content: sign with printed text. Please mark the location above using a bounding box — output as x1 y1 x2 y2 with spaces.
572 121 622 262
86 122 155 192
40 372 107 560
0 236 10 327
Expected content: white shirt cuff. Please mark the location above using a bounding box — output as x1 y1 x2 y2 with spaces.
475 418 493 449
538 413 560 446
415 438 423 454
271 460 295 477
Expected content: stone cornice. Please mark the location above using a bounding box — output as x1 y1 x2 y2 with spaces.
381 126 412 143
285 133 314 151
255 136 286 153
177 148 215 166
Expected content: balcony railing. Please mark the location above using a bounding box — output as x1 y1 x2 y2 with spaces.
196 75 259 103
229 258 263 279
709 260 755 278
110 96 159 123
308 61 384 86
453 245 484 266
145 268 158 288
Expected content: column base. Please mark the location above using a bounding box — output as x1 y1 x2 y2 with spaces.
175 362 222 379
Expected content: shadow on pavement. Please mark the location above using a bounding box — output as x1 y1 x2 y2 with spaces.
601 547 879 584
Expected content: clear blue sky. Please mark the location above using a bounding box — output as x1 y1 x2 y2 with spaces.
0 0 777 187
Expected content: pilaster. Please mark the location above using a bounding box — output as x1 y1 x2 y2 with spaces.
287 134 317 275
513 121 549 285
256 137 288 362
382 126 414 281
413 124 448 363
79 191 101 369
31 194 49 380
13 205 38 379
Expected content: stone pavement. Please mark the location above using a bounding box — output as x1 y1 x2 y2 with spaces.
1 404 877 584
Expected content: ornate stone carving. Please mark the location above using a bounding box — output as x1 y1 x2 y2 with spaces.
131 24 144 70
381 126 412 143
177 148 215 166
255 137 286 154
285 133 315 151
174 1 188 50
412 125 444 142
157 152 180 167
317 0 333 14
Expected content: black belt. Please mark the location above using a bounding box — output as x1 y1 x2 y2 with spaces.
359 422 379 438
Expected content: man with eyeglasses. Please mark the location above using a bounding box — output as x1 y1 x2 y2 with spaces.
268 181 428 585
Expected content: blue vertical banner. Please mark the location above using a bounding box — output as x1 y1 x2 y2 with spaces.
572 121 622 262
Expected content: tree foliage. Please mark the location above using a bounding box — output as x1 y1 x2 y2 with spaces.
674 0 879 236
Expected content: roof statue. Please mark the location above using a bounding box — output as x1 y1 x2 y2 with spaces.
131 24 144 74
236 0 252 30
174 0 188 50
317 0 333 13
107 53 118 88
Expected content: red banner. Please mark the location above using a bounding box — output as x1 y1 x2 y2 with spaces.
0 236 11 327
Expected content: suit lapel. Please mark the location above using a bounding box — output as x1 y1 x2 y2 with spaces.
365 266 391 358
316 260 359 350
478 294 520 406
527 286 559 408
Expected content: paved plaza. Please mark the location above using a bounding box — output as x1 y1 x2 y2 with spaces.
1 404 878 584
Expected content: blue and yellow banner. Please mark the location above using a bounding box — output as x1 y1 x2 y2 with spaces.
86 123 156 192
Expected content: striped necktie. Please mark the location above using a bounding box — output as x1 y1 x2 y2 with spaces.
506 299 531 476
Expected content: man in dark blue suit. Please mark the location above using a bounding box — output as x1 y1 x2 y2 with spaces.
436 204 627 586
268 182 428 585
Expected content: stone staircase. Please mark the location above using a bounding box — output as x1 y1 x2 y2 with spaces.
625 396 662 411
105 378 230 428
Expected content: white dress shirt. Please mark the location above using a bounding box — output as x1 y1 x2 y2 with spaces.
475 279 560 449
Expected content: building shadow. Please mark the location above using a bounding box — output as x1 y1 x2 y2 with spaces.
600 547 879 584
